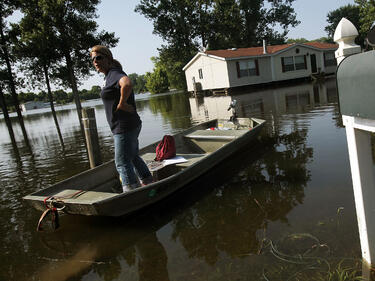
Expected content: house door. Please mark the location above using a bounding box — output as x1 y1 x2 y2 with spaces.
310 54 317 73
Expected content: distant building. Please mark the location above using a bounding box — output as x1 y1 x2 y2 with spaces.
20 101 49 112
183 41 338 93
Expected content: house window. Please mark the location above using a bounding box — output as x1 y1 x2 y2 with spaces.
282 55 307 72
295 55 306 70
324 52 336 67
198 69 203 79
283 56 295 72
236 59 259 78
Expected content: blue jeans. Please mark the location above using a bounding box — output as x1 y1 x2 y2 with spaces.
113 125 152 187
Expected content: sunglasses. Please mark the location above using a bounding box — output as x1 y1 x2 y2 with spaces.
92 55 104 62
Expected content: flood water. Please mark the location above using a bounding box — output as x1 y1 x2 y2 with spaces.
0 78 368 280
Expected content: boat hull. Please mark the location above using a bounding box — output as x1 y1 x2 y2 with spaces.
23 118 265 217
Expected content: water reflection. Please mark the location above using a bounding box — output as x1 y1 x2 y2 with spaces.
169 124 311 271
0 80 365 280
189 78 337 123
148 93 193 130
32 212 173 281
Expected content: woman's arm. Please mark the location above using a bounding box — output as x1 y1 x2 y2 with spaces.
116 75 134 112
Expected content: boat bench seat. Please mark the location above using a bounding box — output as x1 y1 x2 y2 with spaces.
141 153 207 181
45 189 117 204
184 129 249 140
142 153 207 170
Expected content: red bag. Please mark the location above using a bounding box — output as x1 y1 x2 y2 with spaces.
155 135 176 161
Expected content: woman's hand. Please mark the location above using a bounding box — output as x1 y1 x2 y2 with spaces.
116 102 135 113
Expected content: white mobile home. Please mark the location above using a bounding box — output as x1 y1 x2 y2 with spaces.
20 101 49 112
183 42 338 92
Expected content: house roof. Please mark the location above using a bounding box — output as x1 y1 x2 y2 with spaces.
204 42 338 59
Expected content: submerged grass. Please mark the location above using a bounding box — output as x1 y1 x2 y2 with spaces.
260 234 364 281
248 199 364 280
316 260 364 281
261 259 364 281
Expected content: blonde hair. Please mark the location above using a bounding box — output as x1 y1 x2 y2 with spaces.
90 45 122 69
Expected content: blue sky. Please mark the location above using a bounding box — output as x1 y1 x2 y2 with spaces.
86 0 356 89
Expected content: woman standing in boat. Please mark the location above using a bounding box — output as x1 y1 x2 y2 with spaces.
90 45 153 192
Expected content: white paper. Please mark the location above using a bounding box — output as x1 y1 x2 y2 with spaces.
163 156 187 166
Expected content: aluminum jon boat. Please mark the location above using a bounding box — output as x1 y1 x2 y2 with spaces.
23 117 265 217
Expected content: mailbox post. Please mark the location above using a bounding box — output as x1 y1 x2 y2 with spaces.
335 18 375 269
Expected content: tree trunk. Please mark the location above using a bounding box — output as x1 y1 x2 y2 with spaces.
43 64 65 149
0 24 30 147
64 50 85 137
0 85 17 146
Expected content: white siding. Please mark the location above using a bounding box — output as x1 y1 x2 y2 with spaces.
227 57 273 87
273 46 314 81
184 55 229 91
274 46 337 81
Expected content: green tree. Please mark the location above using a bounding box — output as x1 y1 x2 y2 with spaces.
128 73 138 88
325 4 361 44
0 69 16 145
193 0 213 48
0 0 29 145
20 0 118 134
208 0 242 49
12 0 63 145
287 37 333 44
129 73 148 94
145 67 169 94
79 89 89 100
136 0 199 48
36 91 47 102
355 0 375 35
89 85 101 97
135 74 147 93
286 38 309 43
314 37 334 43
18 91 36 103
3 91 13 107
79 86 100 100
15 1 77 147
53 89 68 104
135 0 207 90
239 0 299 46
154 48 191 90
